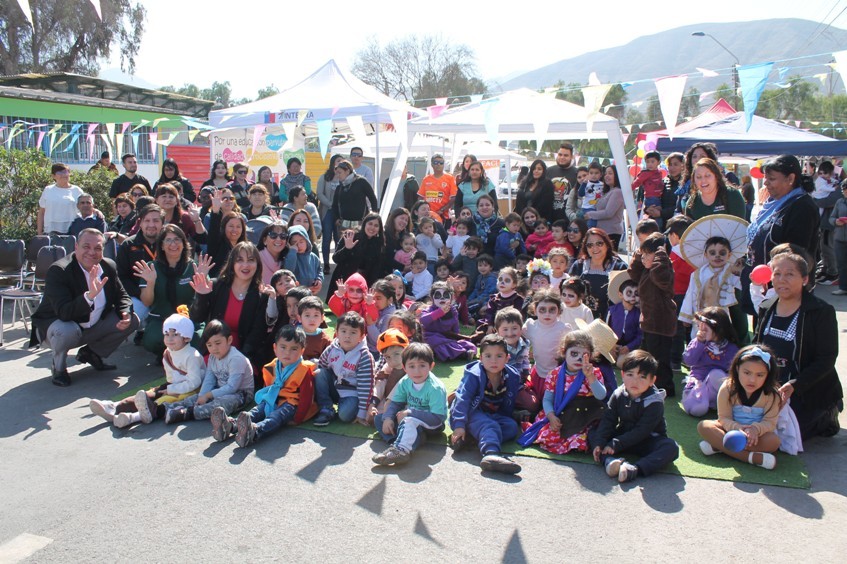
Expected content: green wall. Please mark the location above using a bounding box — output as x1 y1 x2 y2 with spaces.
0 96 173 122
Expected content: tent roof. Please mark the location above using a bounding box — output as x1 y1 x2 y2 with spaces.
656 112 847 156
209 59 423 128
331 135 525 162
637 98 736 141
408 88 619 140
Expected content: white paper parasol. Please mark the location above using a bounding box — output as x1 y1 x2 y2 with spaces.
679 214 749 269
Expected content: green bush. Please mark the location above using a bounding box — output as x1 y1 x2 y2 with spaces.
0 148 114 241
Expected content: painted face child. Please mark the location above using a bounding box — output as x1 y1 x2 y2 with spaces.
497 270 517 295
705 240 731 270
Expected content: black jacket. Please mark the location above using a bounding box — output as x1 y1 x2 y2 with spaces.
755 291 842 411
189 280 269 367
589 385 669 453
330 233 385 289
515 179 555 223
30 253 132 346
116 231 158 298
749 192 820 267
332 176 378 222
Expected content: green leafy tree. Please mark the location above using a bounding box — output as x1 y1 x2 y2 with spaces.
0 0 146 75
160 81 250 107
257 84 279 100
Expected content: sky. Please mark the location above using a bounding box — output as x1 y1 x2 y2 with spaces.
106 0 847 100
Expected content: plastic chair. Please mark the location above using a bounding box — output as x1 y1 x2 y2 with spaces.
0 239 26 288
50 234 76 256
26 235 51 269
0 245 63 346
103 237 118 261
246 217 273 246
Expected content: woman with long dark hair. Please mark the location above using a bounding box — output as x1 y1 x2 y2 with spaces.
455 161 497 218
684 158 746 221
155 158 195 202
154 183 206 243
515 159 555 222
201 159 231 190
256 222 288 285
330 211 386 288
383 207 412 273
472 194 505 256
318 154 344 273
584 165 625 249
568 227 628 320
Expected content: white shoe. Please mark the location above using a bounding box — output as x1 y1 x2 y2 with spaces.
699 440 719 456
749 452 776 470
89 399 116 423
135 390 154 424
113 412 132 428
605 457 622 477
832 289 847 296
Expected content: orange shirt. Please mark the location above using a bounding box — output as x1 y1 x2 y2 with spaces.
418 174 457 219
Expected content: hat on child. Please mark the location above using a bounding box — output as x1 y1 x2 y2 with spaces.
607 270 632 304
574 318 617 364
377 328 410 353
163 311 195 339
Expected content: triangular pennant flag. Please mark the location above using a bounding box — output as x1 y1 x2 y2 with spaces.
133 120 150 132
151 117 168 128
88 134 96 160
316 119 333 158
99 133 112 152
115 129 124 158
251 125 266 156
654 75 687 139
296 110 308 128
813 73 828 85
794 121 801 128
699 91 715 102
696 67 719 78
162 133 178 147
36 131 46 149
131 132 140 153
187 129 199 142
105 123 115 144
435 97 448 107
15 0 33 26
581 72 612 135
48 123 63 134
426 105 446 119
623 124 632 133
121 121 131 134
631 101 644 108
54 133 70 150
280 122 296 151
87 123 99 136
148 132 157 153
778 67 789 82
832 50 847 93
469 94 483 104
737 62 774 131
620 82 633 90
345 115 367 143
89 0 102 19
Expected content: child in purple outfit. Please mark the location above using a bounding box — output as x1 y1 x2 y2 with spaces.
681 307 740 417
420 281 476 361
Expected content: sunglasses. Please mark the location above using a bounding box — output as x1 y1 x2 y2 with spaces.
585 241 605 249
432 290 452 300
236 170 247 175
131 191 145 197
162 238 183 246
566 227 581 233
350 153 363 157
432 160 445 165
266 231 287 240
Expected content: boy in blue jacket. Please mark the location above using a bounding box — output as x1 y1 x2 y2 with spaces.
467 254 497 318
449 334 522 474
494 213 526 269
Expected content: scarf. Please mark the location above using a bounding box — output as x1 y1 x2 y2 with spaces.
254 358 301 417
518 366 585 446
282 172 308 195
474 212 498 242
259 248 283 284
746 187 805 244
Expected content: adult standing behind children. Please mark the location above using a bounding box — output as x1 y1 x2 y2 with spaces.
279 157 312 204
584 165 626 250
30 229 140 386
683 158 746 221
455 161 497 218
418 154 457 224
109 153 151 198
38 163 85 235
349 147 375 188
515 159 555 224
568 228 628 321
332 159 378 238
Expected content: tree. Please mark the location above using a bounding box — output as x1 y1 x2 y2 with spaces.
352 34 486 105
0 0 146 75
160 81 250 108
257 84 279 100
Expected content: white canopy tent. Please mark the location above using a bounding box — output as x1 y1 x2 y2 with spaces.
383 88 638 236
208 59 424 189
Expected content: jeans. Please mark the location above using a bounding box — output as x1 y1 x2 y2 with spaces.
313 367 359 422
131 297 150 326
465 411 519 455
820 230 837 276
374 413 443 452
246 401 297 440
835 240 847 291
599 435 678 476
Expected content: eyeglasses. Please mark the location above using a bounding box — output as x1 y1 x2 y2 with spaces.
266 231 288 240
131 191 145 197
585 241 605 249
566 228 581 233
236 170 247 175
432 160 445 165
163 238 183 246
350 152 363 157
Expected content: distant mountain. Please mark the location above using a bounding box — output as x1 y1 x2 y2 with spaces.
496 19 847 101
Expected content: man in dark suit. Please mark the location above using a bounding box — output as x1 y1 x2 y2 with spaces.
30 229 140 386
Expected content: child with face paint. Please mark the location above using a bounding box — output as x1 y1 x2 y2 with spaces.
607 278 643 368
475 267 525 338
522 289 568 403
420 281 477 361
678 236 741 340
558 276 594 330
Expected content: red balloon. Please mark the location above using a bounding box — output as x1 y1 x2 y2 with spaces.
751 264 772 285
750 167 764 179
629 165 640 177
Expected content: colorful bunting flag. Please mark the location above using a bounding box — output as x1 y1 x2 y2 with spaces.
737 62 774 131
654 75 687 139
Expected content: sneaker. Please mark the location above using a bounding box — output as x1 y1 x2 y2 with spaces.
832 289 847 296
235 411 257 447
605 457 623 478
699 440 719 456
818 273 838 285
480 453 522 474
748 452 776 470
211 407 233 442
618 462 639 482
312 409 335 427
89 399 117 423
164 407 188 425
134 390 154 424
113 412 132 429
372 445 411 466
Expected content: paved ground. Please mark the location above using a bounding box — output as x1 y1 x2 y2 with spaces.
1 287 846 563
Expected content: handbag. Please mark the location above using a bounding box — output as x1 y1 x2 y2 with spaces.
557 395 605 438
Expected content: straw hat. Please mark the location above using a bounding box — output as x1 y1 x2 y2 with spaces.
574 318 617 364
607 270 633 305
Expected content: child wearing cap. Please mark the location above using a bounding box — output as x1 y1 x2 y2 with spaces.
368 328 411 425
372 342 448 466
89 310 205 428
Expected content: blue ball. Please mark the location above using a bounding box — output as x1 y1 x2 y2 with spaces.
723 430 747 452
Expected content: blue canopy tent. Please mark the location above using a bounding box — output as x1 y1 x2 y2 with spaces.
656 112 847 157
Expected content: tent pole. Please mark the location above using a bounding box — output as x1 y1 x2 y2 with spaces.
604 121 640 251
375 125 381 206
